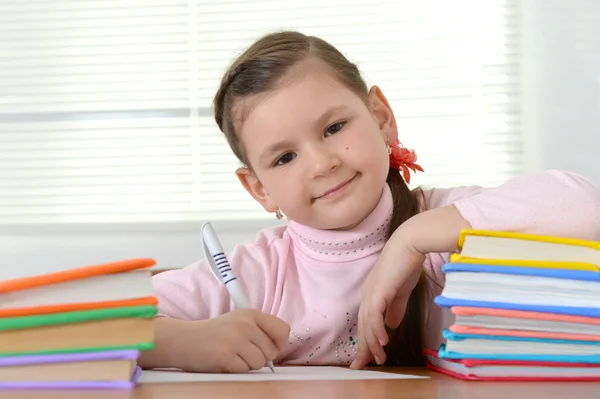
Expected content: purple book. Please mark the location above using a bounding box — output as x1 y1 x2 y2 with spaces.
0 350 141 389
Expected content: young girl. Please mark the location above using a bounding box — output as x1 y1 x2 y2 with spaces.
138 31 600 373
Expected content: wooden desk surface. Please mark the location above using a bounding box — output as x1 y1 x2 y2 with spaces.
3 368 599 399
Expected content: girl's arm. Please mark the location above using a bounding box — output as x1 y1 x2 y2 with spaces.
450 170 600 241
137 310 289 373
141 227 291 372
392 169 600 258
353 170 600 369
421 170 600 285
397 204 472 255
352 204 470 368
151 227 288 321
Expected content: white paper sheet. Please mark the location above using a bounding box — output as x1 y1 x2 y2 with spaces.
139 366 427 383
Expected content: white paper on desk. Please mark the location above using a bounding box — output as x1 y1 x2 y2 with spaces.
139 366 427 383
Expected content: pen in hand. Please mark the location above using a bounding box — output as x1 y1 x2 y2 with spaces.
202 222 276 373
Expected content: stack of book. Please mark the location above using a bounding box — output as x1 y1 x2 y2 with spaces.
429 229 600 381
0 258 157 389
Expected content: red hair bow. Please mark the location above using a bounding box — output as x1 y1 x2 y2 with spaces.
388 140 423 184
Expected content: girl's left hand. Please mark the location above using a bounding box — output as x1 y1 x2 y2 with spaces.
350 204 470 370
350 234 425 369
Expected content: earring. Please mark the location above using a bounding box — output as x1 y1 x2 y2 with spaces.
387 144 392 155
275 209 283 220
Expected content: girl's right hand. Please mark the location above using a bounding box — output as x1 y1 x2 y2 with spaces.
140 309 290 373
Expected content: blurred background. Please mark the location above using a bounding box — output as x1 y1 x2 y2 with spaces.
1 0 598 270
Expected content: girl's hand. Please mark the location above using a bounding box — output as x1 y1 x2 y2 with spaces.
351 235 425 369
350 205 470 370
139 309 290 373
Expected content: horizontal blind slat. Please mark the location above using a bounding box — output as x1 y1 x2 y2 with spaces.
0 0 522 224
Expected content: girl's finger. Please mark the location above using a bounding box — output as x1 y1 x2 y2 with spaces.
223 355 252 373
351 320 373 369
364 295 392 364
366 327 387 365
250 328 280 363
237 342 269 371
368 297 391 347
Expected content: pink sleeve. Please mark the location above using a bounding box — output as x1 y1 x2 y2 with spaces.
452 170 600 240
422 170 600 286
151 227 289 320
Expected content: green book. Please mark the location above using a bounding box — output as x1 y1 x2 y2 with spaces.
0 305 157 332
0 305 157 357
0 342 155 357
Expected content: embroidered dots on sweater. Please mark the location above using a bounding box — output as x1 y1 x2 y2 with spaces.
288 214 391 256
286 190 394 262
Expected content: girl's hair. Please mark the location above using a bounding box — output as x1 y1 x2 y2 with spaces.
213 31 428 366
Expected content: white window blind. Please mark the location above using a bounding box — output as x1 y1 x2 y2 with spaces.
0 0 521 225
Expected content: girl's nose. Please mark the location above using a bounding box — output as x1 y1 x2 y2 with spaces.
308 145 341 177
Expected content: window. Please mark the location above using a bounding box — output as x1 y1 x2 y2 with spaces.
0 0 521 226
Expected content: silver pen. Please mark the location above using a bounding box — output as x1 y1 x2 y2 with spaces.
202 222 275 373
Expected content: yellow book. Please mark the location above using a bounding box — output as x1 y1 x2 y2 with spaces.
451 229 600 271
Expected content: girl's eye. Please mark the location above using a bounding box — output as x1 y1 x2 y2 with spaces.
275 152 296 166
325 121 346 137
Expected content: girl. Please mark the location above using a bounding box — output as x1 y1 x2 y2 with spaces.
138 31 600 373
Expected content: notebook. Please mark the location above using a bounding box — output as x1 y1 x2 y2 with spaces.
0 350 141 389
451 229 600 269
436 296 600 318
0 306 156 356
449 325 600 342
440 330 600 363
451 306 600 332
0 258 156 294
0 296 159 318
424 349 600 381
451 306 600 337
0 270 153 312
437 263 600 313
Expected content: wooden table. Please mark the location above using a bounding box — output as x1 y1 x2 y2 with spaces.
3 368 599 399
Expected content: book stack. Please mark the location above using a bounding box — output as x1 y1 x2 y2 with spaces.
0 258 157 389
429 229 600 381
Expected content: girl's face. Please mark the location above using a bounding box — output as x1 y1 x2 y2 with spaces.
236 58 399 230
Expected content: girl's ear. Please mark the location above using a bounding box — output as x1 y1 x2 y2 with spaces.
236 167 279 213
367 85 399 144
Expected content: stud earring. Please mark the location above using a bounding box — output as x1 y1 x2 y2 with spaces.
275 209 283 220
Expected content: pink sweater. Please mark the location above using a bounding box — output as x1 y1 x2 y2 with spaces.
152 171 600 366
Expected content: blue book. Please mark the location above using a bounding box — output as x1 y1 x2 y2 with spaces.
438 344 600 364
435 296 600 318
436 262 600 317
442 263 600 281
439 330 600 363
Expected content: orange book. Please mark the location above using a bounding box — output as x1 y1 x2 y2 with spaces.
452 306 600 324
0 297 159 318
451 306 600 342
0 259 157 317
0 258 155 294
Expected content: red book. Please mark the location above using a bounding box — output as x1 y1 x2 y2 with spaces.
424 349 600 381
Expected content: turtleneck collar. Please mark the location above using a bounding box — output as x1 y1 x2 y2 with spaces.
287 184 393 262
